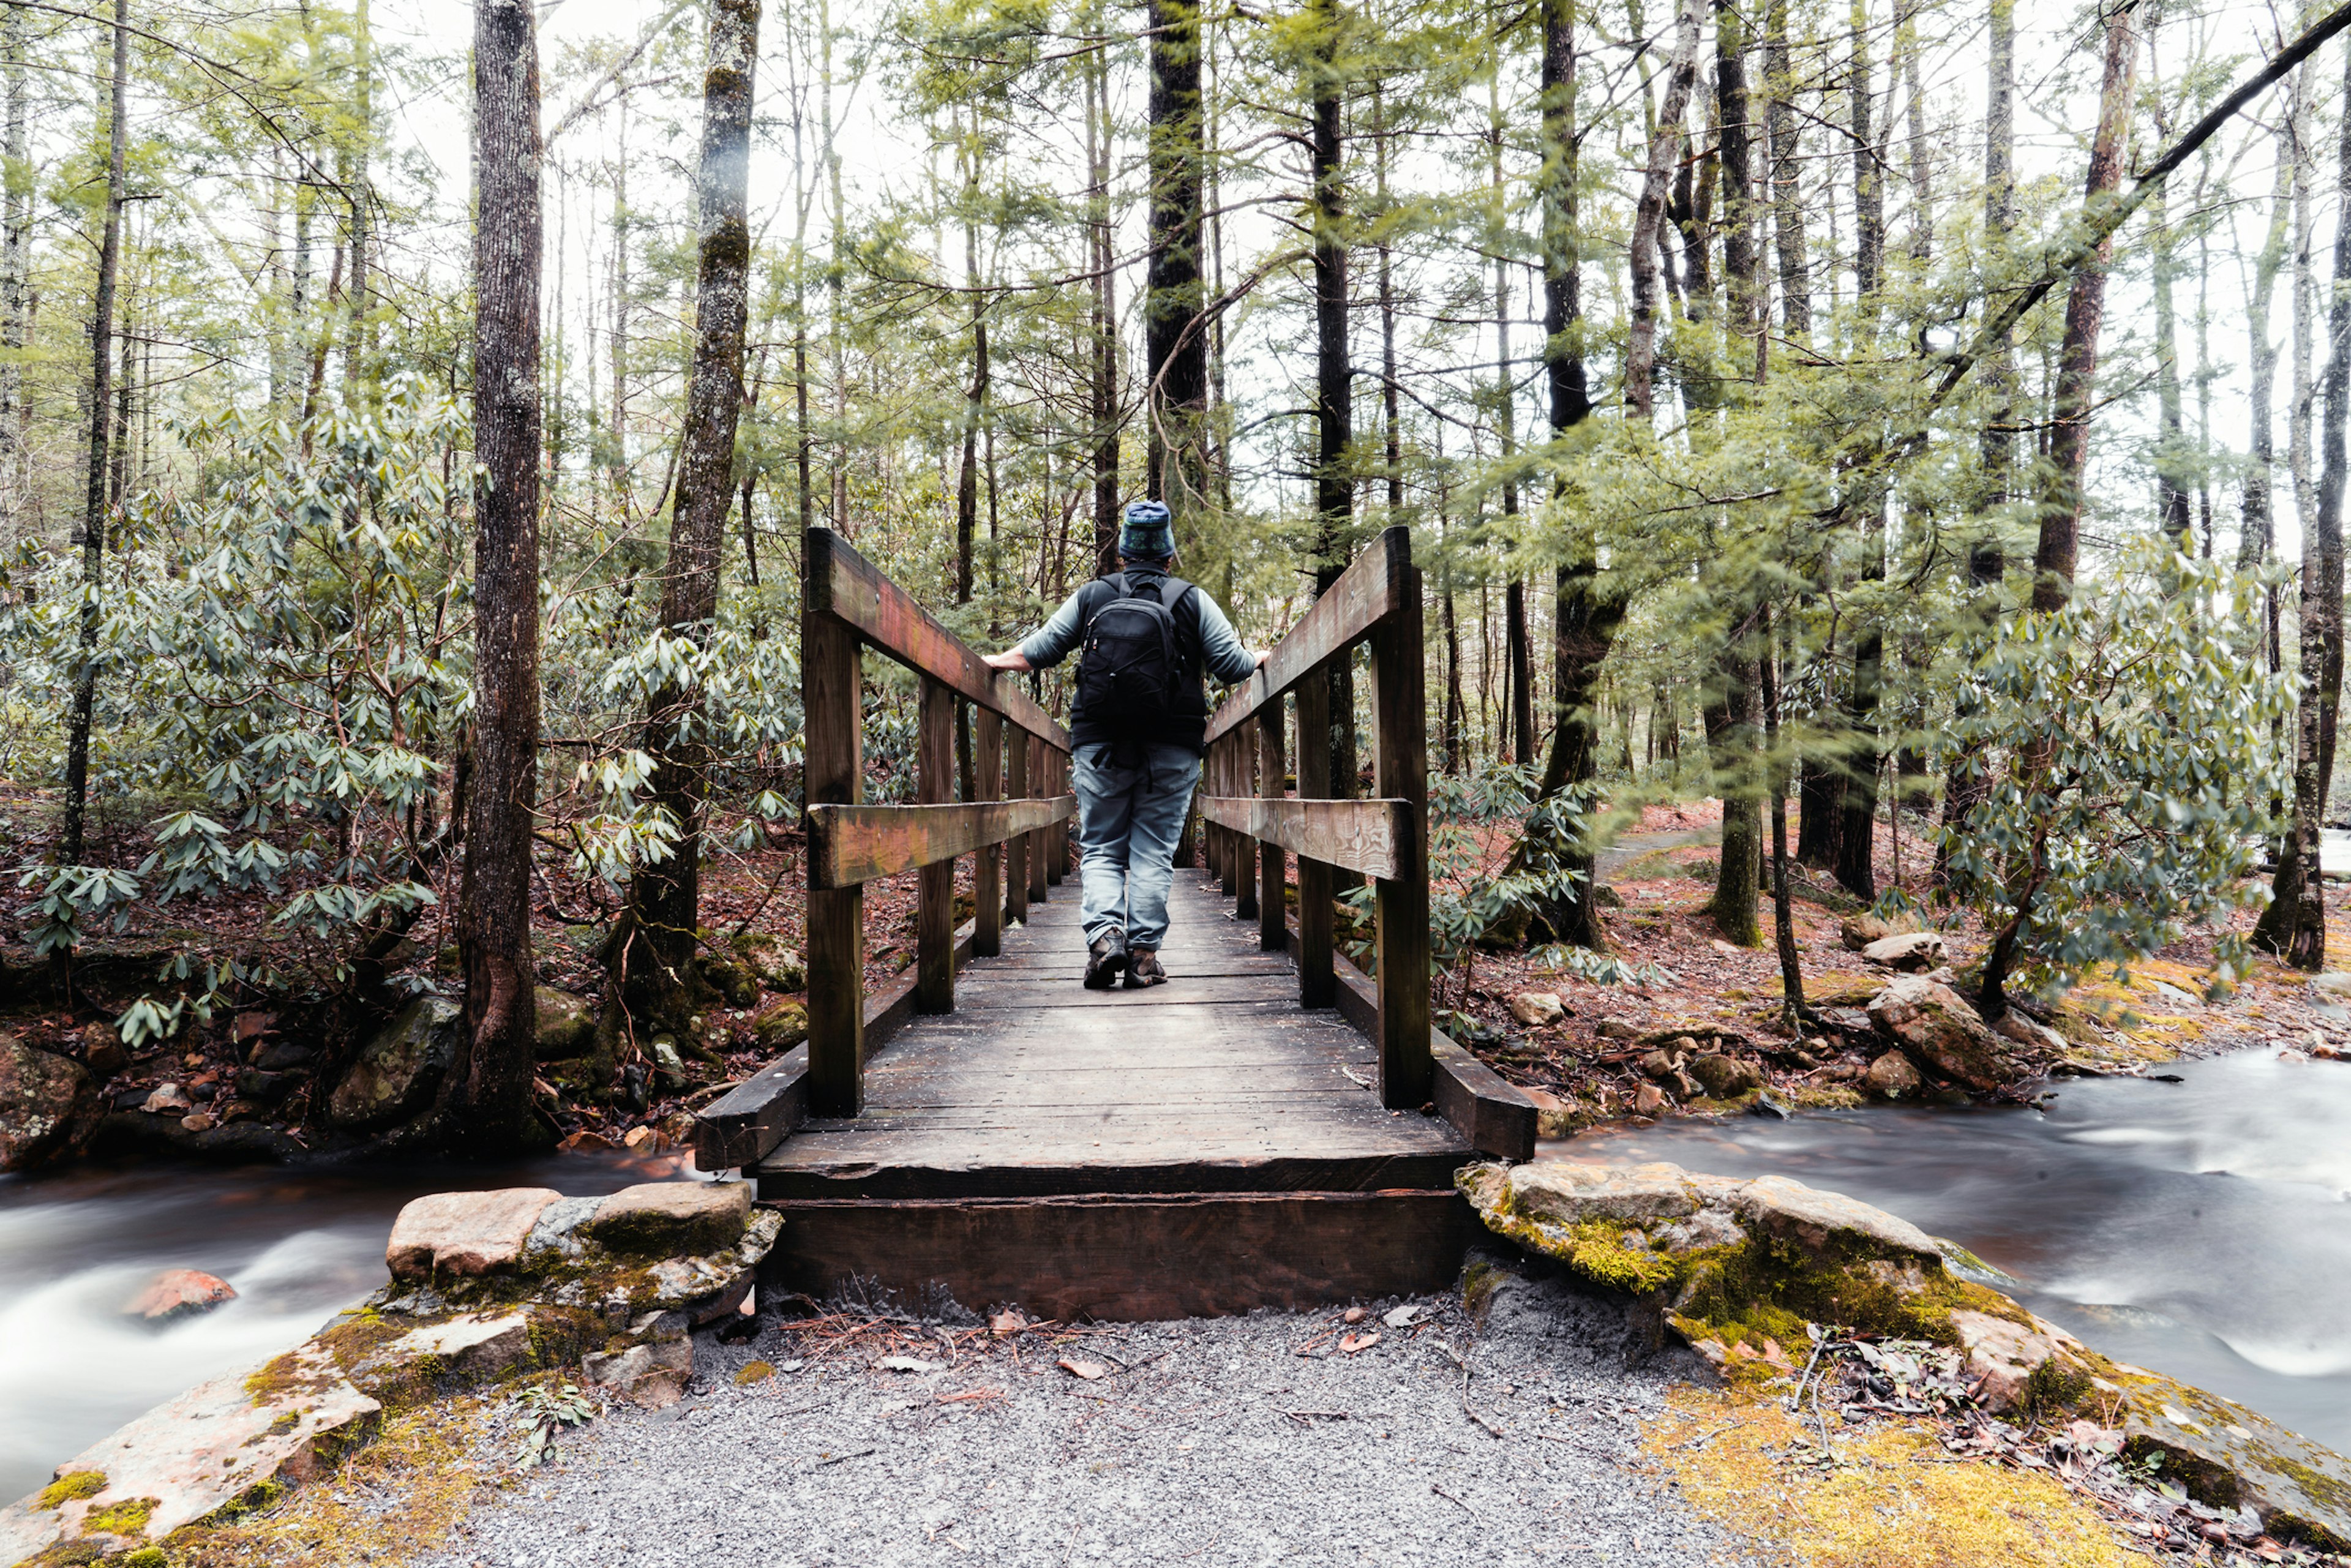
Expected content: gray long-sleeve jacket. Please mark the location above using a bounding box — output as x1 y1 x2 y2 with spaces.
1016 568 1256 753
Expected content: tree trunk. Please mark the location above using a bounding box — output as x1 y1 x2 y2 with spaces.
609 0 760 1040
1708 0 1769 933
59 0 128 870
2031 2 2137 611
1307 0 1354 795
1764 0 1811 340
0 1 25 536
1762 607 1803 1013
1145 0 1209 520
1625 0 1706 420
454 0 547 1152
955 145 985 604
1935 0 2015 883
1708 641 1764 944
2260 35 2351 969
1088 47 1119 576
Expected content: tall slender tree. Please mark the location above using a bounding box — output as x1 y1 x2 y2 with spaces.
606 0 762 1040
2259 34 2351 969
452 0 547 1151
1145 0 1209 519
1528 0 1621 950
59 0 129 870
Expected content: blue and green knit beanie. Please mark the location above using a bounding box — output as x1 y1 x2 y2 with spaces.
1119 500 1176 563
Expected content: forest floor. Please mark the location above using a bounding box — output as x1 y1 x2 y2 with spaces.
5 777 2347 1163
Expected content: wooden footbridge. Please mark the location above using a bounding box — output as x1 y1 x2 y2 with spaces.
696 525 1535 1321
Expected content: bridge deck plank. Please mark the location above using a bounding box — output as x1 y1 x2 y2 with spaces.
754 877 1469 1203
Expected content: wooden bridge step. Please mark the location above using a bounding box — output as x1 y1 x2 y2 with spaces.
763 1191 1477 1322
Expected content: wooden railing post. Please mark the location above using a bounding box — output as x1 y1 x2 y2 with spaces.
915 675 954 1015
1027 733 1049 904
1217 737 1239 898
1005 728 1030 925
1045 749 1065 886
972 706 1003 957
803 569 865 1119
1293 669 1336 1007
1368 538 1432 1109
1234 729 1259 922
1257 699 1286 951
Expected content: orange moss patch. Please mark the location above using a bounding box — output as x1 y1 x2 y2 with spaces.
1647 1387 2136 1568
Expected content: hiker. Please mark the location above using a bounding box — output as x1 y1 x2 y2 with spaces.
984 500 1267 989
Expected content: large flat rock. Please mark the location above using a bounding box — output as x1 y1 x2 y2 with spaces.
386 1186 563 1280
0 1341 378 1562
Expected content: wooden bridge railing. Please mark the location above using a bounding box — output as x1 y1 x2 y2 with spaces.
1194 525 1431 1111
801 527 1074 1119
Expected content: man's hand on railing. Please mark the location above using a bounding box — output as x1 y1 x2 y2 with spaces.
1254 650 1270 670
983 650 1032 673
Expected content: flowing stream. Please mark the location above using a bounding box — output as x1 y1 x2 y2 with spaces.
5 1045 2349 1506
0 1152 684 1505
1554 1042 2351 1453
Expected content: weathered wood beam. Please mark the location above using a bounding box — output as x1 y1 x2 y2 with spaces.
694 920 981 1170
1204 525 1413 745
1193 794 1411 882
807 796 1077 889
806 527 1071 750
1305 932 1537 1161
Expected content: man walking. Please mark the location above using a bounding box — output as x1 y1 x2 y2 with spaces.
984 501 1265 988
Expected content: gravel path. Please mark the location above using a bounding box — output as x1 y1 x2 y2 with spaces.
432 1261 1757 1568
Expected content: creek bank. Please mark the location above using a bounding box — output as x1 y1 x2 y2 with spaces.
0 1177 773 1567
0 923 814 1176
1459 1157 2351 1556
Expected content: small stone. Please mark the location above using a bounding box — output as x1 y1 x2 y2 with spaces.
253 1040 316 1073
1509 992 1565 1027
1840 912 1915 951
80 1024 128 1079
1952 1308 2071 1412
1865 1050 1922 1100
1861 931 1948 972
1686 1054 1764 1098
122 1269 237 1322
622 1125 659 1152
1633 1083 1665 1116
385 1187 564 1281
143 1082 193 1116
582 1337 693 1397
558 1130 618 1153
1593 1018 1642 1041
1638 1049 1679 1081
533 987 595 1062
583 1181 751 1257
179 1112 217 1134
752 1000 809 1052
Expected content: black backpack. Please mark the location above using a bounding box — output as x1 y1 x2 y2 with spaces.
1076 571 1193 733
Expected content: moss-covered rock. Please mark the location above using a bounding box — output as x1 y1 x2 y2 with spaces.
533 986 595 1061
1464 1158 2351 1551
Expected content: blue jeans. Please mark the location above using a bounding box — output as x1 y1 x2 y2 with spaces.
1072 740 1202 951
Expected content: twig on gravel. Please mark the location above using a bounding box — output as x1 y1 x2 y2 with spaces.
1282 1409 1351 1424
1431 1483 1476 1515
1667 1421 1736 1451
814 1447 877 1468
1462 1400 1507 1441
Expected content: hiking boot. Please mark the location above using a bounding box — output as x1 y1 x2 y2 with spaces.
1084 929 1128 989
1123 950 1168 989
